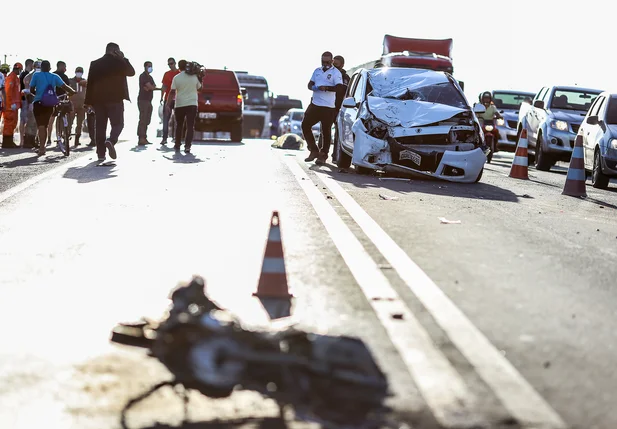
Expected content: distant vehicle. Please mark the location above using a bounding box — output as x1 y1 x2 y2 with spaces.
195 68 244 142
578 91 617 189
235 72 272 139
518 85 603 171
284 108 304 137
270 95 303 137
277 114 290 136
490 90 535 152
335 67 486 183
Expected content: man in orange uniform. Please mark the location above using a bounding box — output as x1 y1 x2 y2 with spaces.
2 62 23 148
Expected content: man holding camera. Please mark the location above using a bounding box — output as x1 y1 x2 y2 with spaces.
166 60 202 153
84 42 135 162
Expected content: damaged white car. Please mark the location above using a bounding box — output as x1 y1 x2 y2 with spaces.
334 67 488 182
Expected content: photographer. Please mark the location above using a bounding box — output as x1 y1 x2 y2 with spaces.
166 60 202 153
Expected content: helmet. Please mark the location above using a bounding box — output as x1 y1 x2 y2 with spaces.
13 62 23 70
480 91 492 102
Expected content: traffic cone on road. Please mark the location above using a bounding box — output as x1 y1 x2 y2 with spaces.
509 127 529 180
253 211 293 299
562 134 587 198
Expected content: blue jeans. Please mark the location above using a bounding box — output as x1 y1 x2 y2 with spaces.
94 102 124 158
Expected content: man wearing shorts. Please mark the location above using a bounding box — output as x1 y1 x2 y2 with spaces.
28 60 76 156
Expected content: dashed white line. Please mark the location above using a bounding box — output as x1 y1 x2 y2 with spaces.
283 156 484 428
314 169 567 429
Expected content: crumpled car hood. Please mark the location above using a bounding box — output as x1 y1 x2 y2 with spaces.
367 96 467 128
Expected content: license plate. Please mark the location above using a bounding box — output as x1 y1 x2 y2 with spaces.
399 149 421 165
199 112 217 119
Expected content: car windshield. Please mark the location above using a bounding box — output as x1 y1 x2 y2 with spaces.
290 111 304 121
551 89 600 112
493 92 534 110
245 88 269 106
383 82 468 109
606 97 617 125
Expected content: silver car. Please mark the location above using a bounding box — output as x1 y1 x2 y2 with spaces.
491 90 535 152
578 91 617 189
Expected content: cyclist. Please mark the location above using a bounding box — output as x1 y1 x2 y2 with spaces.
29 60 76 156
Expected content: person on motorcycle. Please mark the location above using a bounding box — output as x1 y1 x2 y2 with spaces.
476 91 503 123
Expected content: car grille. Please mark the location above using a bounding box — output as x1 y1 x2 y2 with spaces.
507 120 517 129
396 134 450 145
571 124 580 133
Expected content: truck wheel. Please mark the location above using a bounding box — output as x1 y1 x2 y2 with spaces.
592 149 610 189
230 123 242 142
534 134 553 171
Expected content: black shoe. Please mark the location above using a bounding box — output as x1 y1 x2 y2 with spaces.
1 135 19 149
174 145 181 151
184 147 191 154
106 140 117 159
315 152 328 165
304 151 319 162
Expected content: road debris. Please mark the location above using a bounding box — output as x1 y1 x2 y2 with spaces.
543 361 551 369
379 177 410 182
379 194 399 201
520 194 533 199
391 313 404 320
439 217 461 224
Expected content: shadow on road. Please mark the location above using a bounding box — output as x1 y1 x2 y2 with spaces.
311 163 520 202
162 152 205 164
63 160 118 183
135 417 289 429
192 139 246 147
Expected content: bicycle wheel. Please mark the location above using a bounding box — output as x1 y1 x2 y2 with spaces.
63 114 70 156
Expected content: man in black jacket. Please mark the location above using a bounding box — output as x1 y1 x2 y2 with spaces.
84 42 135 162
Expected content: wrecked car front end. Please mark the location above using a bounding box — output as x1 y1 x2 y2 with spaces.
352 70 486 183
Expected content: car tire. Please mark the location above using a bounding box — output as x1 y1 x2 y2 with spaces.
230 123 242 142
535 133 553 171
591 149 610 189
336 139 352 169
474 168 484 183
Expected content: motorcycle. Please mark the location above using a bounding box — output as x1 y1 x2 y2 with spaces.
111 275 405 429
482 118 499 163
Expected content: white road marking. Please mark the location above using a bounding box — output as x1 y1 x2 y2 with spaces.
314 170 567 429
0 153 94 205
283 157 484 428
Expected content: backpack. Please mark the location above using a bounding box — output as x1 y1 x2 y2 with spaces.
40 82 59 107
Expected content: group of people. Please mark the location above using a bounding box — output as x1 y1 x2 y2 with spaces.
0 60 93 154
0 43 200 162
301 52 350 165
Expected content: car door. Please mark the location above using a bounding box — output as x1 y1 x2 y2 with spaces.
588 96 608 165
340 72 366 151
528 87 547 144
581 96 603 169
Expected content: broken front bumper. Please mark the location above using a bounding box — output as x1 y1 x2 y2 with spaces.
351 120 486 183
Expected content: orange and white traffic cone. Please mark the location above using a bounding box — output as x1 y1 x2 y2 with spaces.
562 134 587 198
509 126 529 180
253 211 293 299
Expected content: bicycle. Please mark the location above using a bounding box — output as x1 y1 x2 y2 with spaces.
53 93 73 156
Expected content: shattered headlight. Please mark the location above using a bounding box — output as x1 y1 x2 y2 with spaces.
550 120 568 131
496 118 505 126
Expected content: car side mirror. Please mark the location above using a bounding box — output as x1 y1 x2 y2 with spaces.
342 97 358 109
473 103 486 114
533 100 545 109
586 115 599 125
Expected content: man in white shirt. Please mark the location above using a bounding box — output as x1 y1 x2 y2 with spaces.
166 59 202 153
301 51 343 164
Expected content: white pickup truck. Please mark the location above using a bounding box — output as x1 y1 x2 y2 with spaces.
517 85 603 171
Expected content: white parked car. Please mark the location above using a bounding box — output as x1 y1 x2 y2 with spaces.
334 67 487 182
578 91 617 189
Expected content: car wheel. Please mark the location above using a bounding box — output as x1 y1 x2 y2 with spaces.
592 149 610 189
535 133 553 171
336 135 352 169
230 123 242 142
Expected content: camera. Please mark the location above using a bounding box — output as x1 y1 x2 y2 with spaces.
185 61 205 80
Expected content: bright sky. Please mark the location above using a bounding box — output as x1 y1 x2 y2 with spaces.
3 0 613 111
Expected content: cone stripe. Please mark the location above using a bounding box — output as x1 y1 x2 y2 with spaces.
513 156 528 165
562 134 587 197
261 257 286 273
268 227 281 242
264 241 284 258
568 169 586 181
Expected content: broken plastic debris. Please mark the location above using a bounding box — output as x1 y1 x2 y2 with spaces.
439 217 461 224
379 194 399 201
379 177 410 182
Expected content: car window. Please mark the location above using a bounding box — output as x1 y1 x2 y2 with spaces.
347 73 359 97
290 111 304 121
353 74 366 104
589 96 604 117
551 89 600 111
535 88 547 102
605 97 617 125
493 92 535 109
597 97 608 118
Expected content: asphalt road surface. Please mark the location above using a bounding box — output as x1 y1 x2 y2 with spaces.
1 135 616 429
